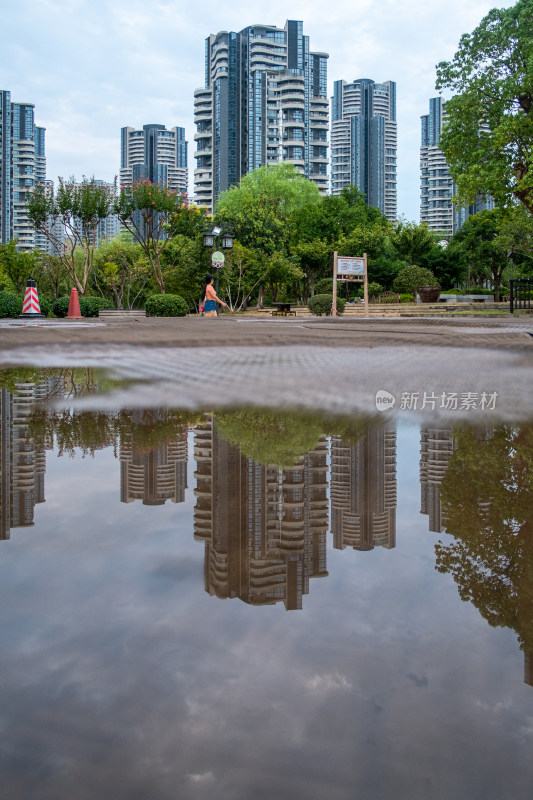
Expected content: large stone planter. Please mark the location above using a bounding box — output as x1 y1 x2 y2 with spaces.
418 286 441 303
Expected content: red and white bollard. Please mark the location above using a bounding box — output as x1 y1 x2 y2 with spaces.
19 278 44 319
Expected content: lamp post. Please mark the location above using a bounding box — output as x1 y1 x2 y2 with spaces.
203 224 234 299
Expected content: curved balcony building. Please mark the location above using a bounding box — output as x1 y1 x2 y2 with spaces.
193 20 329 211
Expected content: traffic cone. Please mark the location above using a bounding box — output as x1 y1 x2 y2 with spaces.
19 278 44 318
67 288 83 319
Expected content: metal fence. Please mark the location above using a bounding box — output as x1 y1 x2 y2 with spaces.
510 279 533 314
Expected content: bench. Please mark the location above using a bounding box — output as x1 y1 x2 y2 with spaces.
98 309 147 319
272 302 297 316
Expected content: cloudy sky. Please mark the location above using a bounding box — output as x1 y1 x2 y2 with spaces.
3 0 515 221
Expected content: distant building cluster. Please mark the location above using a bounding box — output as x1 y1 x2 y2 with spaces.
0 18 500 251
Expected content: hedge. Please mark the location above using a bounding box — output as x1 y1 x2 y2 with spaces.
145 294 188 317
0 291 22 318
307 294 345 316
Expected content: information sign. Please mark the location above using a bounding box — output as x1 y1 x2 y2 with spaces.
337 256 365 277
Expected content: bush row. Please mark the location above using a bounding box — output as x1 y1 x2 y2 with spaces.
0 291 52 318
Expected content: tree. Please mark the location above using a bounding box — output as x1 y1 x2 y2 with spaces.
393 264 438 300
448 209 513 300
436 0 533 213
0 240 40 293
436 425 533 655
91 238 151 309
214 409 324 468
114 179 188 293
391 221 438 265
215 163 321 253
27 177 116 296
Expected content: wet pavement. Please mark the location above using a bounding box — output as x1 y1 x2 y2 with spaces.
1 315 532 421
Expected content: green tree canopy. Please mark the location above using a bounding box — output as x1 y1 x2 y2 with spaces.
436 0 533 213
447 208 515 299
215 163 321 255
392 264 438 299
214 409 325 468
27 177 116 296
114 180 189 293
0 240 41 293
436 425 533 654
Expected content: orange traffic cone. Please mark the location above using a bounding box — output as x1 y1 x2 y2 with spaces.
67 288 83 319
19 278 44 318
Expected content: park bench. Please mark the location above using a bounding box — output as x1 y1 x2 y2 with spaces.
98 309 147 319
272 302 297 316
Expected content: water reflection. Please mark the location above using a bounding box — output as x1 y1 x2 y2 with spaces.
193 416 329 609
0 373 532 694
434 426 533 687
120 409 188 505
331 426 396 552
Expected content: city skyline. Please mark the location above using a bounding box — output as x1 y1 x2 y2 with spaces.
2 0 517 222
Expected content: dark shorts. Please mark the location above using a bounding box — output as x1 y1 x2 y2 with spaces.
204 300 217 312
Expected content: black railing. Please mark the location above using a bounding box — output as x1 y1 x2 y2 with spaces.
510 279 533 314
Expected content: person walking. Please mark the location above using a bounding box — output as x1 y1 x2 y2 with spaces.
202 274 227 317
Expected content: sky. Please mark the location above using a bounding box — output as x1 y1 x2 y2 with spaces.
2 0 516 222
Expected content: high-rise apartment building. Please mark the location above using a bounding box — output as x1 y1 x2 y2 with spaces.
419 427 456 533
193 417 328 610
0 90 46 250
120 409 188 505
193 20 329 211
330 424 397 551
420 97 494 234
120 124 188 196
0 380 54 540
330 78 397 221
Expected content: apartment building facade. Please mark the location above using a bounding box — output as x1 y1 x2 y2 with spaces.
194 20 329 212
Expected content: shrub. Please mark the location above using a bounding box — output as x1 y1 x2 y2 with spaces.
367 282 383 298
393 265 438 297
307 294 345 316
52 296 71 317
399 293 414 303
38 295 52 317
81 296 114 317
0 291 22 318
145 293 188 317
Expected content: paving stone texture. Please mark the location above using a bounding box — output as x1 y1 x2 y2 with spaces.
1 314 532 422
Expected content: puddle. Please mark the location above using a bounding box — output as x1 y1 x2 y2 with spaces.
1 368 532 799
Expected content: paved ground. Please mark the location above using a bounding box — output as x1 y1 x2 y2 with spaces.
1 314 532 421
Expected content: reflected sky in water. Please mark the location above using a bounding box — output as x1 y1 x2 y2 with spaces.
0 371 532 800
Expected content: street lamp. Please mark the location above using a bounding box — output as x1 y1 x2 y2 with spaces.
203 224 233 300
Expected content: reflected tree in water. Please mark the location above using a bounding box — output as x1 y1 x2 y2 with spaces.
214 409 367 468
436 425 533 662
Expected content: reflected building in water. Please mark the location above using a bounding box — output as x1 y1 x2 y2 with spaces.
120 410 188 505
0 379 60 539
420 427 456 533
330 424 396 551
193 418 328 609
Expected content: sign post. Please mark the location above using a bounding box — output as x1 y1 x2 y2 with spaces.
332 251 338 316
332 253 368 316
